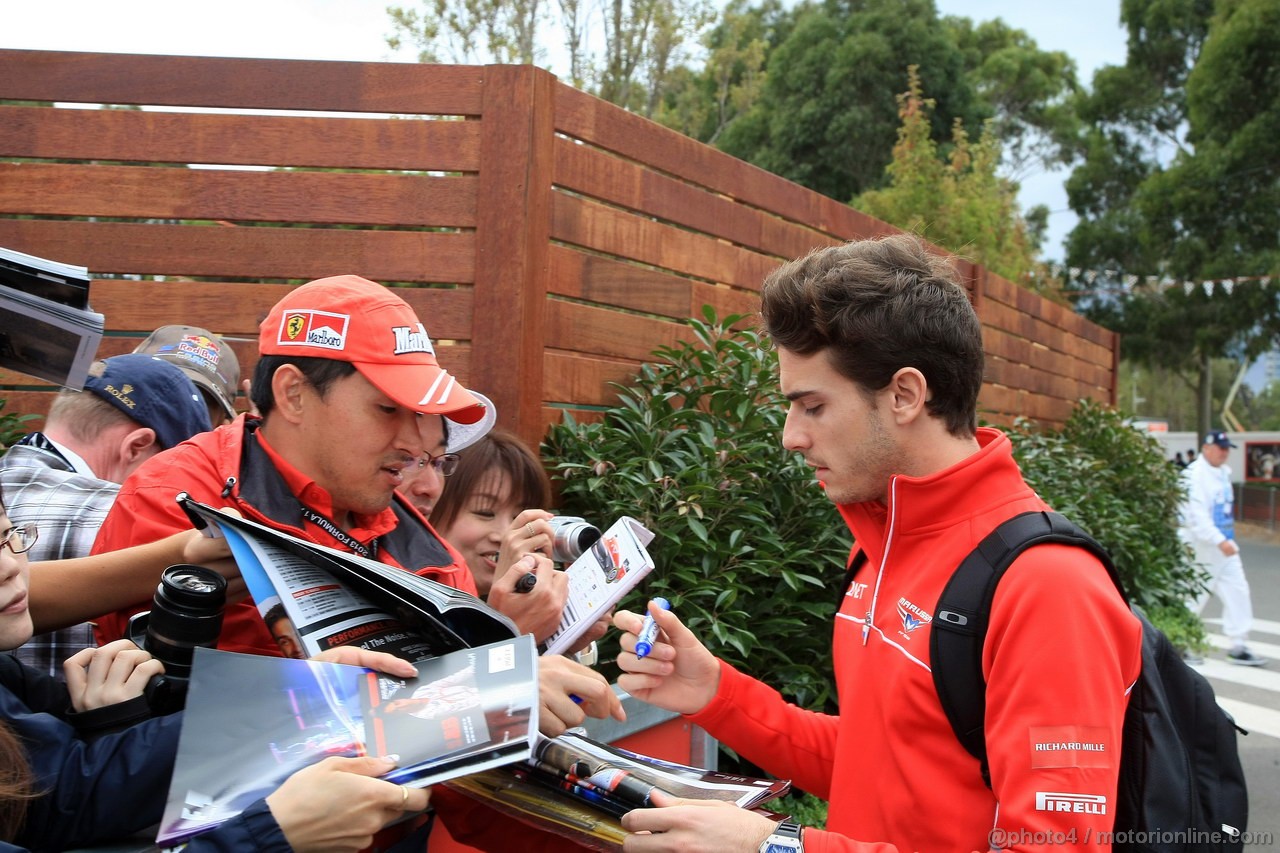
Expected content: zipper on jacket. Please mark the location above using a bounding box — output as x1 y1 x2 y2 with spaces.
863 476 900 646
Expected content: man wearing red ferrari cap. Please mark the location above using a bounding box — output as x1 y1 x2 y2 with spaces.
89 275 515 653
87 276 618 850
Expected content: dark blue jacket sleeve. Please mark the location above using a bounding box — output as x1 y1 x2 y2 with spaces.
2 657 180 852
0 802 290 853
180 800 291 852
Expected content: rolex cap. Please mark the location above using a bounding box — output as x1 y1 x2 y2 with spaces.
134 325 240 421
83 354 212 450
259 275 489 424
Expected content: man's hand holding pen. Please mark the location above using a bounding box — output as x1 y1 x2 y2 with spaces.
614 599 721 716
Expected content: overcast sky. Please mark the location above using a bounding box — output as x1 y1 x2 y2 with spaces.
2 0 1129 260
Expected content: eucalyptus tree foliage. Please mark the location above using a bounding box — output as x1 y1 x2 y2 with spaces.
1065 0 1280 439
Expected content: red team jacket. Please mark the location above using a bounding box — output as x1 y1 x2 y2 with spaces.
690 428 1143 852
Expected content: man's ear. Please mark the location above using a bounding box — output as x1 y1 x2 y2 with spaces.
887 367 929 425
118 427 160 471
270 364 309 426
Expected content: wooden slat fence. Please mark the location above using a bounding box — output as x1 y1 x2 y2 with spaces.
0 50 1117 447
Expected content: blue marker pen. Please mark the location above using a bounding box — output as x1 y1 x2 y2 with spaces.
633 597 671 659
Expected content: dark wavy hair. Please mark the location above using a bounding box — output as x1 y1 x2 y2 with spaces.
760 233 984 436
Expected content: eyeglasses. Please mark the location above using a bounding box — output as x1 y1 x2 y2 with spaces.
0 522 38 555
420 452 460 477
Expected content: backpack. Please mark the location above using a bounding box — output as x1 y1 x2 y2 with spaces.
842 510 1249 852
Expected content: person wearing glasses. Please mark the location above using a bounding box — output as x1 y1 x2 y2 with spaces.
0 497 436 853
404 428 572 643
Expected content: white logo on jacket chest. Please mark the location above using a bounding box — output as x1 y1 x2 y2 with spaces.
896 597 932 639
847 581 868 599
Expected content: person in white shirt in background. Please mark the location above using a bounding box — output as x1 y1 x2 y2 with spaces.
1180 430 1268 666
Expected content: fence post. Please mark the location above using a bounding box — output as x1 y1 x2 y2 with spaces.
471 65 555 448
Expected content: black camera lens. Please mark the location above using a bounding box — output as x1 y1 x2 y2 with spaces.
141 564 227 680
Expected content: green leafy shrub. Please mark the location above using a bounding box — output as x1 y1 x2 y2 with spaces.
0 397 36 450
1005 400 1206 650
543 308 849 711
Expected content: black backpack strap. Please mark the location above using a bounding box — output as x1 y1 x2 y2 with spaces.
929 511 1125 788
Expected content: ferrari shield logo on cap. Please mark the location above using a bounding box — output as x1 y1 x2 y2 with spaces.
277 310 349 351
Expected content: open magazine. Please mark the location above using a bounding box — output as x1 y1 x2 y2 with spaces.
0 246 102 389
445 730 792 851
157 638 539 846
177 495 656 660
178 494 519 660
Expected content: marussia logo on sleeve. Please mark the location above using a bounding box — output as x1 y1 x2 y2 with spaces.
278 310 349 350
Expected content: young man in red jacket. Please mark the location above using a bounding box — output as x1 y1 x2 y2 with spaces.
614 235 1143 853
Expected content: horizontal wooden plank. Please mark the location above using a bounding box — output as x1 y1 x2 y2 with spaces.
0 105 483 172
546 300 694 363
0 162 478 227
85 281 475 342
986 357 1110 402
980 300 1115 368
551 194 779 290
553 82 899 243
983 328 1114 390
543 351 642 407
0 50 484 115
554 139 838 261
0 220 477 283
549 245 695 316
547 247 762 326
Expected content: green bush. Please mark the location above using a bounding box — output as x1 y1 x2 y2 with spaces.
1005 401 1207 650
0 397 36 450
543 308 849 711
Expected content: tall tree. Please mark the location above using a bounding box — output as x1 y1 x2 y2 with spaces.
386 0 714 117
1065 0 1280 439
854 67 1047 289
653 0 778 143
714 0 983 202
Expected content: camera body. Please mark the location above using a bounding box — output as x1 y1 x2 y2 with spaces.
126 564 227 715
548 516 602 563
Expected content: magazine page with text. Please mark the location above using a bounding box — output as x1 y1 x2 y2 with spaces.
177 495 516 661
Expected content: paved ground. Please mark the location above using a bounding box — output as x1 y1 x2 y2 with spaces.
1199 528 1280 848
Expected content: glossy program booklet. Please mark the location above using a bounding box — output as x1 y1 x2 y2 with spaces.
157 636 538 847
445 730 792 851
0 246 101 389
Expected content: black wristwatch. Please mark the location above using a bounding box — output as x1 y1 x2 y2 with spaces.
759 820 804 853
